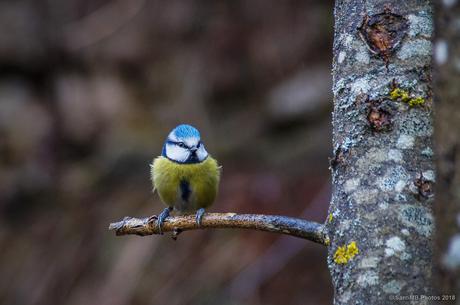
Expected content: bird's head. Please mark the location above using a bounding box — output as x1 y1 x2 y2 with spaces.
162 124 208 164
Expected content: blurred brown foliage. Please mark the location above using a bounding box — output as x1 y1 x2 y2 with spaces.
0 1 334 304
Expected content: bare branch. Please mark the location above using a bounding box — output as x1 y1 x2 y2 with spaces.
109 213 329 245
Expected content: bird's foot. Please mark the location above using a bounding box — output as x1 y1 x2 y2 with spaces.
157 207 173 234
195 208 206 226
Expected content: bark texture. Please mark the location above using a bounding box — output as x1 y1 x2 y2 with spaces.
328 1 434 304
434 0 460 299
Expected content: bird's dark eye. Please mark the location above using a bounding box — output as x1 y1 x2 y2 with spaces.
177 142 186 148
197 141 201 148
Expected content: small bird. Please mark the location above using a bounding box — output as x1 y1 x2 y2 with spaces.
150 124 221 233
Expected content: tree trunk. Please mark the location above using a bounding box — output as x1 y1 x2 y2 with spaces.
327 1 434 304
434 0 460 300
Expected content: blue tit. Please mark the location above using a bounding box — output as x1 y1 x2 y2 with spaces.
150 124 221 233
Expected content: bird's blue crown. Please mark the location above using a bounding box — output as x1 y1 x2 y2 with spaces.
172 124 200 140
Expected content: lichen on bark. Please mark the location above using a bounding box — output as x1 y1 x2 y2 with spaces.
328 1 434 304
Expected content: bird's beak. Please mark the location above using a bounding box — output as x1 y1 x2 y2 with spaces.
190 147 198 153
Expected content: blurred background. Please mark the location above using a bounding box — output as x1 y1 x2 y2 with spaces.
0 1 334 304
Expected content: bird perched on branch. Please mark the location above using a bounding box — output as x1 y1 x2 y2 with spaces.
151 124 221 233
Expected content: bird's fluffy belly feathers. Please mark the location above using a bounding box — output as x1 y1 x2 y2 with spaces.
151 156 220 213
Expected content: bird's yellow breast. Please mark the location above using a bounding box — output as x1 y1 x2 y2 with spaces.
151 156 220 213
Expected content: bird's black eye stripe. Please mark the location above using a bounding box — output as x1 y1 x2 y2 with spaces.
167 140 188 148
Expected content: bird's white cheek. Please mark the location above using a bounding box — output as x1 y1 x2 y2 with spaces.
196 146 208 161
166 144 189 162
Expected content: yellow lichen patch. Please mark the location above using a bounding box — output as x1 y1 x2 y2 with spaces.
389 87 426 107
389 88 402 99
334 241 359 264
328 213 333 223
390 88 409 101
334 245 348 264
407 96 425 107
347 241 359 257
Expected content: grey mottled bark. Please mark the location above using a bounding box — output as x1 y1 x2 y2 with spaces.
434 0 460 300
327 1 434 304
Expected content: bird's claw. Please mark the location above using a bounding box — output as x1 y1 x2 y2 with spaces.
157 207 172 234
195 208 205 226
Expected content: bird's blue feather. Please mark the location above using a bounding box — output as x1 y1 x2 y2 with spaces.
173 124 200 139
